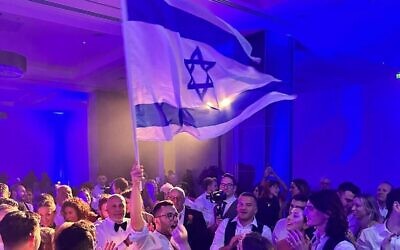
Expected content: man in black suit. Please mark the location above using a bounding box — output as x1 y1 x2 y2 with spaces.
168 187 212 250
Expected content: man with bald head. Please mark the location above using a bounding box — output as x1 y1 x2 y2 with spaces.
168 187 211 250
96 194 134 249
54 185 72 226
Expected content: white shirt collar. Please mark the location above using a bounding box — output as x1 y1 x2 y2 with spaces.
232 216 258 228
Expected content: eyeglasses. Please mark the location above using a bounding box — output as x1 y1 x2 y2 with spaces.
156 212 179 221
220 183 234 189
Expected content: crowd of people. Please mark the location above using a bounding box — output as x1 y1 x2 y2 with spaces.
0 165 398 250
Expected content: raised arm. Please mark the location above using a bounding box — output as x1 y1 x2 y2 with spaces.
130 164 146 231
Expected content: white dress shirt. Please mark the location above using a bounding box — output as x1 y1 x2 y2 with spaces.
129 224 177 250
311 233 355 250
54 204 64 227
96 218 134 250
357 222 400 249
272 218 287 243
194 192 215 227
210 216 272 250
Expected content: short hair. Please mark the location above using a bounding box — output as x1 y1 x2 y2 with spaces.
108 194 126 204
111 177 129 193
292 194 308 203
152 200 174 216
239 192 258 204
98 194 110 209
242 232 273 250
0 183 10 198
221 173 237 186
0 210 40 248
169 187 185 197
202 177 217 190
34 193 56 212
338 182 360 196
0 197 19 208
55 220 95 250
121 189 132 199
386 188 400 219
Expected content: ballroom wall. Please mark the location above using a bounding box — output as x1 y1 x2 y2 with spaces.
0 95 89 186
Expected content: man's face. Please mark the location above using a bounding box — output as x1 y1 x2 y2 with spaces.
107 196 126 223
154 205 178 237
339 190 355 214
97 175 107 186
57 186 72 204
167 189 185 213
15 185 27 202
220 177 236 198
236 195 257 222
376 183 392 203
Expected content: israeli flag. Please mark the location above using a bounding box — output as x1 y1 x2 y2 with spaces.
121 0 295 140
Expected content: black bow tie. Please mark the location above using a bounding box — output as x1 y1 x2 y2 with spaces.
114 221 128 232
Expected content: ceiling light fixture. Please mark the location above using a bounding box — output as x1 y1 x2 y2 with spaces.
0 50 27 78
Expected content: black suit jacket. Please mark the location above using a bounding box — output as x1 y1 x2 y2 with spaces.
183 206 212 250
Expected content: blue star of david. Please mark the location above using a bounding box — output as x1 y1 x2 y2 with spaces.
184 46 216 101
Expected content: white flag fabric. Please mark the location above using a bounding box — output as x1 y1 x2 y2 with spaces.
121 0 295 140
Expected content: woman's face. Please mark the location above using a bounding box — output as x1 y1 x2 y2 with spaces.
63 206 79 222
270 184 280 197
289 182 300 196
287 207 306 231
352 197 368 219
38 206 55 227
304 201 329 228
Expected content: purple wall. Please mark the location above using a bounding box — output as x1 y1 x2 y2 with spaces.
292 65 400 194
0 92 89 187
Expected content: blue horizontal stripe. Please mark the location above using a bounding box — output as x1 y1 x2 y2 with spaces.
135 82 290 128
126 0 256 67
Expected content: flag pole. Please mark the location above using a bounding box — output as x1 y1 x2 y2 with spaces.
121 0 140 168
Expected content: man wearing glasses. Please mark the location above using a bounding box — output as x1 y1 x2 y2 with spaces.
219 173 238 220
129 164 192 250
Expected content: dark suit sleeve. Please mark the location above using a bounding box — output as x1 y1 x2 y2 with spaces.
185 207 212 250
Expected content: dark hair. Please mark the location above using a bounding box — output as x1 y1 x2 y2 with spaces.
202 177 217 190
242 232 273 250
62 197 97 222
221 173 237 186
338 182 360 196
0 210 40 248
112 177 129 193
121 189 132 199
152 200 174 216
386 188 400 219
239 192 258 204
55 220 95 250
292 194 308 203
292 179 310 196
0 197 19 208
309 190 348 240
